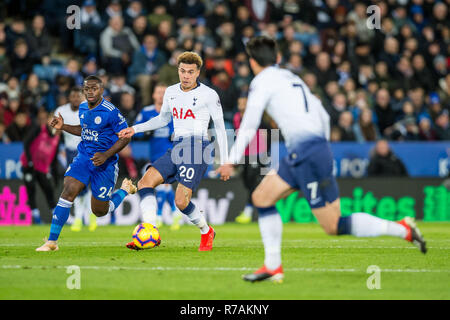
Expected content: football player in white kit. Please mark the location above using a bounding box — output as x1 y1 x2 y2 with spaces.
217 36 427 283
119 52 229 251
54 87 96 232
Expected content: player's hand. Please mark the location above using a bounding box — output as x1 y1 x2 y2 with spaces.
91 152 108 166
50 113 64 130
216 163 233 181
118 127 135 139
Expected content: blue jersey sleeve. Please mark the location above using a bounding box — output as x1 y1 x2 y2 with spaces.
111 108 128 133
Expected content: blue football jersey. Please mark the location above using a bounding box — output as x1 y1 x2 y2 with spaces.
78 98 128 165
134 105 174 162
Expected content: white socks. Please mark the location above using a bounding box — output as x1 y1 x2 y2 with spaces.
186 205 209 234
258 213 282 270
350 212 407 238
141 194 157 225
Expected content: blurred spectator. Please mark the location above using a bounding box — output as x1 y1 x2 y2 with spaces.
434 110 450 140
2 96 21 127
0 122 10 143
124 0 146 27
353 108 380 142
131 15 152 43
100 15 140 74
5 18 27 54
326 92 347 126
118 92 138 125
128 34 166 105
418 116 438 141
311 52 338 87
210 69 239 122
10 39 35 79
20 109 60 223
21 73 49 117
25 15 51 61
57 58 84 86
374 88 396 137
157 49 182 87
411 54 435 93
74 0 105 56
81 55 98 77
0 44 11 81
5 111 29 142
337 111 356 141
103 0 123 23
148 4 173 30
368 139 408 177
0 76 20 100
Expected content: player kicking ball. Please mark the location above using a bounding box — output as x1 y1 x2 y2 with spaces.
217 37 426 283
36 76 137 251
119 52 229 251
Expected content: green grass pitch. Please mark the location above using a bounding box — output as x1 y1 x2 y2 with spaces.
0 222 449 300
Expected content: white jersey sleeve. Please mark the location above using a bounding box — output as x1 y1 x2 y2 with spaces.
207 90 228 164
228 80 269 164
132 91 172 134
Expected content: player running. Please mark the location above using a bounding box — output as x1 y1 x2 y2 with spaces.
118 51 229 251
36 75 137 251
133 83 183 230
217 36 427 283
54 86 97 232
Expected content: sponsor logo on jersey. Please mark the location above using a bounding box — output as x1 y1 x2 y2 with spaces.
172 107 196 119
81 128 99 141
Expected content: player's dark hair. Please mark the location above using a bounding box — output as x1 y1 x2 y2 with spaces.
84 75 103 87
70 86 83 94
246 36 278 67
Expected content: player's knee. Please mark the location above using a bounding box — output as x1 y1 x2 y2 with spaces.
322 223 338 236
92 208 108 217
251 189 270 208
174 196 188 211
61 185 79 202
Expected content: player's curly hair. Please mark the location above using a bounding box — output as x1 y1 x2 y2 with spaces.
177 51 203 69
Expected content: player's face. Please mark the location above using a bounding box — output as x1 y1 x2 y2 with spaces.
152 85 166 111
83 80 104 104
178 63 200 90
69 91 83 109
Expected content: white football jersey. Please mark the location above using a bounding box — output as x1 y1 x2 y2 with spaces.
132 82 228 164
54 103 83 151
228 66 330 164
160 82 224 138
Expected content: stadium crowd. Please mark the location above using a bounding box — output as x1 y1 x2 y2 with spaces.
0 0 449 145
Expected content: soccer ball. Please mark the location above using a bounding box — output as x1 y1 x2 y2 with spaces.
132 223 161 249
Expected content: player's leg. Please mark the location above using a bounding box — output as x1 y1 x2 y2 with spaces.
22 166 41 224
167 184 182 231
242 170 295 282
311 198 426 253
299 141 427 253
137 166 165 224
90 177 137 217
174 182 215 251
36 176 85 251
155 184 166 228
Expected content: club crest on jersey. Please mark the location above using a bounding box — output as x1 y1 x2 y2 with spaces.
173 107 195 119
95 116 102 124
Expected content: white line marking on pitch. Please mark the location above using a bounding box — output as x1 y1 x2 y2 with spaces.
1 265 449 273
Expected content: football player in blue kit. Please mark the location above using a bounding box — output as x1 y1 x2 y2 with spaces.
36 76 137 251
134 83 183 230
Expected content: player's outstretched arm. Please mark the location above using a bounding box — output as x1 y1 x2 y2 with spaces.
91 137 131 166
130 111 172 136
51 113 82 136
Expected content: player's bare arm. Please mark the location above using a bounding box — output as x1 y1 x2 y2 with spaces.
91 136 131 166
51 112 82 136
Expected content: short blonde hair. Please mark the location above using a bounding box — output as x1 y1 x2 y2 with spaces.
177 51 203 69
